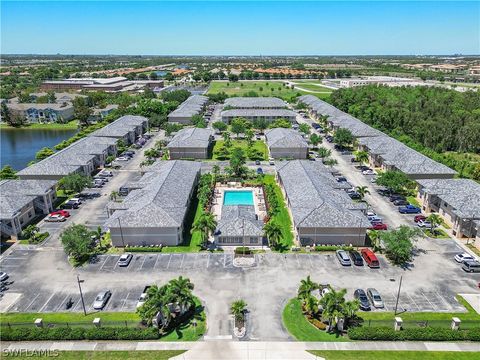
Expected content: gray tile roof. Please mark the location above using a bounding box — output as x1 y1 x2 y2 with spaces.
221 109 297 118
265 128 308 149
276 160 370 228
105 160 201 228
7 103 74 112
168 95 208 119
216 205 264 237
0 179 56 218
417 179 480 219
167 128 213 149
224 97 287 109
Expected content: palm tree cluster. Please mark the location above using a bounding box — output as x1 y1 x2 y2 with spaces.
263 183 279 217
191 211 217 249
297 276 360 333
137 276 196 329
230 299 248 324
197 173 214 208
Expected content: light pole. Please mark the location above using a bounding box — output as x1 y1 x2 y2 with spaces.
394 275 403 315
117 217 125 247
77 275 87 316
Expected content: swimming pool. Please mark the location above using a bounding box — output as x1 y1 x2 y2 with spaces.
223 190 254 206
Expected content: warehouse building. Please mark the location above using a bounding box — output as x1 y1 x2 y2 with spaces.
105 160 201 247
276 160 369 246
265 128 308 159
167 128 214 159
167 95 208 124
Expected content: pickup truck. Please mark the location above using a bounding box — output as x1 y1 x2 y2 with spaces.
398 205 421 214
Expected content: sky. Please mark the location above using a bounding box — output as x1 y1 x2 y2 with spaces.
1 1 479 55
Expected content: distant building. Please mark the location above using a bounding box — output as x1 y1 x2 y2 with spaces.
167 95 209 124
221 109 297 124
265 128 308 159
7 102 74 123
0 179 57 239
167 128 214 159
89 104 119 122
224 97 287 109
105 160 201 247
40 77 164 92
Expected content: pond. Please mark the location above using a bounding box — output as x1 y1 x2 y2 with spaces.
1 127 77 170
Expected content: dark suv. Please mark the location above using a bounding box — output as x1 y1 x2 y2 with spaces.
354 289 371 311
349 250 364 266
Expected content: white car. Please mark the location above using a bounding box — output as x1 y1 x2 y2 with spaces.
116 156 130 161
366 210 376 217
0 272 9 281
93 290 111 310
417 220 434 228
45 214 66 222
362 169 376 175
454 253 475 263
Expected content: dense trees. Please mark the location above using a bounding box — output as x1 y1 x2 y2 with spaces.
35 147 55 161
60 224 95 264
333 128 354 148
0 165 18 179
160 89 191 103
376 170 415 194
58 173 92 193
380 226 423 265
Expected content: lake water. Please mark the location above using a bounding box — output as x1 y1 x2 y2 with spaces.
1 128 77 170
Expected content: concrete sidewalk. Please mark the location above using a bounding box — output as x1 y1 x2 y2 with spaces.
1 340 479 360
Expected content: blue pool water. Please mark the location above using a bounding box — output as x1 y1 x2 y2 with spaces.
223 191 254 206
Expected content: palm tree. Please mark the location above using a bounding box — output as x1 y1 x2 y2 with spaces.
212 165 220 184
245 129 254 146
356 186 370 201
110 190 119 202
368 230 381 251
169 276 195 313
354 150 369 165
319 287 347 332
23 224 39 241
191 211 217 248
297 275 319 301
303 294 319 317
230 299 247 321
324 158 338 168
263 221 283 249
317 147 332 159
222 131 232 148
426 213 442 235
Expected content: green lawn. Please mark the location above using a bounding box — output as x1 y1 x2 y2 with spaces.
263 175 294 251
0 120 79 130
423 228 450 239
406 196 420 207
282 298 349 342
12 351 186 360
207 81 330 101
0 312 140 324
359 295 479 323
308 351 480 360
211 139 268 160
466 243 480 257
292 83 333 93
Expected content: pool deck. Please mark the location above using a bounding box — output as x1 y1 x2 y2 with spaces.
211 183 267 221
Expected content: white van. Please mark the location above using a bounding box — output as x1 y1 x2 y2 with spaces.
462 260 480 273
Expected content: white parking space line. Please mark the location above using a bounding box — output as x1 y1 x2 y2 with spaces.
223 253 227 267
180 254 185 269
99 256 110 271
56 294 71 311
406 293 421 311
120 292 130 311
153 254 160 269
434 291 453 311
39 292 57 312
24 293 41 312
421 292 437 310
206 253 210 268
140 256 147 270
166 254 172 269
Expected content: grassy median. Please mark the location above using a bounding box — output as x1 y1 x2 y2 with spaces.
308 351 480 360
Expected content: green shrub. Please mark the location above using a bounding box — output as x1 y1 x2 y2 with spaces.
127 247 163 253
314 245 353 252
235 246 251 255
347 326 480 341
0 327 158 341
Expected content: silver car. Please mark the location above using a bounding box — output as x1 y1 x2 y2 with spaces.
93 290 111 310
336 250 351 266
367 288 384 308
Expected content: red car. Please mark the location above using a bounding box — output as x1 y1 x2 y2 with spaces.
414 215 426 223
50 210 70 218
368 223 388 230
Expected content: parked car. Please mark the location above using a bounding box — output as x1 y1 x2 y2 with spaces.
269 158 275 165
0 272 9 282
368 215 383 223
94 176 108 183
362 169 376 175
336 176 347 183
61 201 79 210
367 288 384 308
336 250 352 266
393 199 409 206
354 289 371 311
366 210 376 217
348 192 361 200
417 220 435 228
256 168 264 175
389 194 406 202
50 210 70 218
454 253 475 263
136 286 151 309
398 205 421 214
462 260 480 273
414 215 426 223
368 223 388 230
98 170 113 177
115 156 130 161
117 254 133 267
255 160 261 165
45 214 67 222
349 250 364 266
361 248 380 268
93 290 112 310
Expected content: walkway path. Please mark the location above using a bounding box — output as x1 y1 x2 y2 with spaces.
1 340 478 360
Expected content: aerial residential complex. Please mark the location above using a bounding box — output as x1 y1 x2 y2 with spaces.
105 160 201 247
167 95 209 124
221 96 296 123
277 160 370 246
166 127 214 159
40 76 164 92
265 128 308 159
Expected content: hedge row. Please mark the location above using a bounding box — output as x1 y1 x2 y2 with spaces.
314 245 353 252
348 326 480 341
127 247 163 253
1 327 159 341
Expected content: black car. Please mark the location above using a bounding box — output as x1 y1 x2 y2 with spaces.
336 176 347 183
389 195 406 202
393 199 409 206
349 250 364 266
354 289 371 311
61 202 79 209
348 192 361 200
